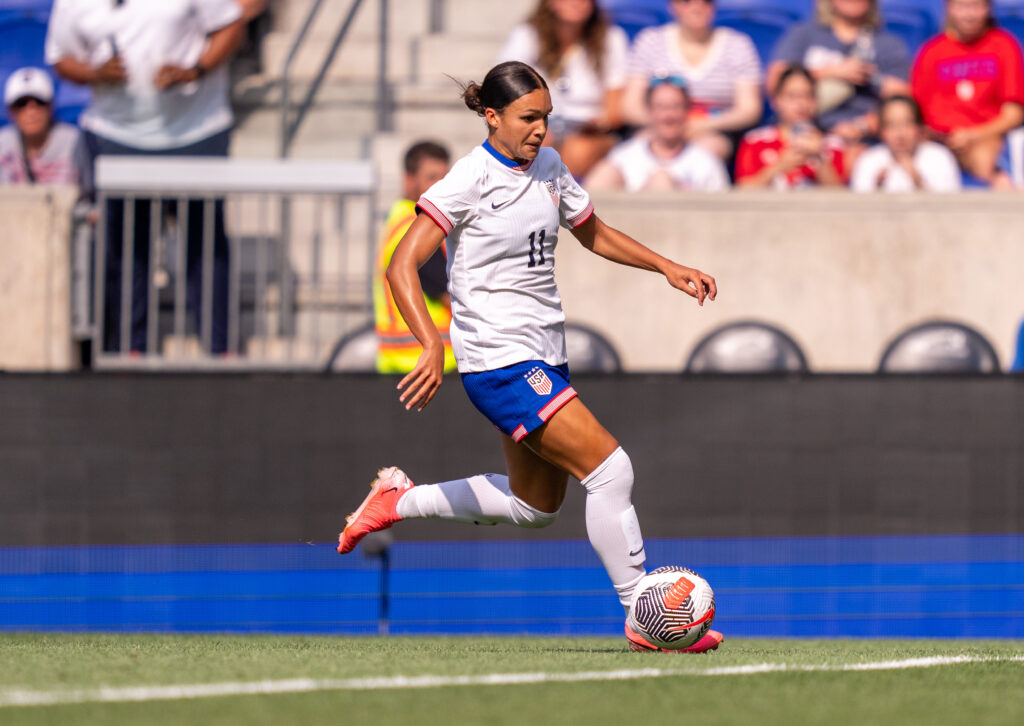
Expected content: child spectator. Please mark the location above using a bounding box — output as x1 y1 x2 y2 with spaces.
621 0 763 160
769 0 910 157
0 67 89 188
736 65 845 189
911 0 1024 182
498 0 629 178
586 75 729 191
851 95 962 191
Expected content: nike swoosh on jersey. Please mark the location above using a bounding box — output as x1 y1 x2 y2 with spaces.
629 547 645 557
491 199 510 209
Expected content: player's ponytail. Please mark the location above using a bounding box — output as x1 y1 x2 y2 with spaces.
458 61 548 117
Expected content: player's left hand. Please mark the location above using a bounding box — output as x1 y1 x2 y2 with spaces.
665 264 717 306
397 343 445 411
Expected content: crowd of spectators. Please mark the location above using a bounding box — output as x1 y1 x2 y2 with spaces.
499 0 1024 193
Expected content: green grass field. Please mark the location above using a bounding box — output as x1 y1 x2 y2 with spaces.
1 634 1022 725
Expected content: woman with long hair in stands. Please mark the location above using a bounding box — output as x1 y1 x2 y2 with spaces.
498 0 629 178
621 0 764 160
911 0 1024 182
336 60 723 654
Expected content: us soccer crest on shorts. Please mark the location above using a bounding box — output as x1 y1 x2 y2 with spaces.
525 366 553 395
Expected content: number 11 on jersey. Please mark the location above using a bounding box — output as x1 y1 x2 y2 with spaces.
527 229 546 268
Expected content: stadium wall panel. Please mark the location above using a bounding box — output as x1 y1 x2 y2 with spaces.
1 374 1022 546
1 536 1021 638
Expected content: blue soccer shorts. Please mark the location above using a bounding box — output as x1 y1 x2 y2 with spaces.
461 360 578 442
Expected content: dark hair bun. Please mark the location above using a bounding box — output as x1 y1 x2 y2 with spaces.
462 81 486 116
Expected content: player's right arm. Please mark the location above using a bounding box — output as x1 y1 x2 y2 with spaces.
387 214 448 411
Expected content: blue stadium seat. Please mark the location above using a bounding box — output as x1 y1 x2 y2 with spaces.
53 80 90 125
685 321 810 373
878 320 1001 373
996 12 1024 50
716 11 794 66
717 0 808 22
599 0 672 40
881 3 939 56
0 15 48 72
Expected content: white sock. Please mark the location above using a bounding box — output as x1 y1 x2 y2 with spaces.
580 447 647 611
395 473 557 528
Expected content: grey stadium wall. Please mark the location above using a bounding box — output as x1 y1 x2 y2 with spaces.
1 374 1022 546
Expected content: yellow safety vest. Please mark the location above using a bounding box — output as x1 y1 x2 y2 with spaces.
373 199 457 373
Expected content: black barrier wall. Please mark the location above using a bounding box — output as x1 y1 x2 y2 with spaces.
1 375 1022 546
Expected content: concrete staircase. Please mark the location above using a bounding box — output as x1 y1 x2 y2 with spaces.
232 0 530 202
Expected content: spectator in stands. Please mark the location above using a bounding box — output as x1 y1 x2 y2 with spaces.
0 67 89 188
375 141 456 374
586 75 730 191
736 65 845 189
769 0 910 162
498 0 629 178
621 0 763 160
911 0 1024 183
851 95 962 191
45 0 248 355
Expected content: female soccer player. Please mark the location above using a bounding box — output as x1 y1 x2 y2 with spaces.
337 61 722 653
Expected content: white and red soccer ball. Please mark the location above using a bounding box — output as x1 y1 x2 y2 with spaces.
627 566 716 650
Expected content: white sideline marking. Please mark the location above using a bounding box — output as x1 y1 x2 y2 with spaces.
1 655 1021 708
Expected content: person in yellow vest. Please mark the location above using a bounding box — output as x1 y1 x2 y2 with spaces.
375 141 457 373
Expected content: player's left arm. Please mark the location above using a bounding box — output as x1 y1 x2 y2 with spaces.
570 214 717 306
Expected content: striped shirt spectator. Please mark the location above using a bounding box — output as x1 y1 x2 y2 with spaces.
621 0 763 160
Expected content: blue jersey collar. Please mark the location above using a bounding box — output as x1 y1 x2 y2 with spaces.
482 140 532 170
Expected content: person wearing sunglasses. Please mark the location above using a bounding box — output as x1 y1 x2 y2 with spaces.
0 67 89 187
621 0 763 160
586 75 730 191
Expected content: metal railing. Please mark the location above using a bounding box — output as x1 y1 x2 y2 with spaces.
93 157 376 370
279 0 392 158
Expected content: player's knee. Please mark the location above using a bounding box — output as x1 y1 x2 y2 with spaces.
510 495 559 528
581 447 634 499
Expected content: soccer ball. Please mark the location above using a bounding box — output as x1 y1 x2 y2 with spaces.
626 566 716 650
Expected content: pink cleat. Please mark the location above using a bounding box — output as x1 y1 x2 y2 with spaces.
337 467 413 554
625 623 724 654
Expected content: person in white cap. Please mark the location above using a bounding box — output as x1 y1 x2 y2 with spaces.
0 67 88 186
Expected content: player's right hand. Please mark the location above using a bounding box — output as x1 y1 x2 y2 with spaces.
397 342 445 412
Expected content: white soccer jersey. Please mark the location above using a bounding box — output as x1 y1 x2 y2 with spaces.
417 142 594 373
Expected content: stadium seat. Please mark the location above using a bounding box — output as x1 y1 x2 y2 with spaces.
716 11 794 66
1012 317 1024 371
880 2 939 56
53 80 91 125
685 321 809 373
325 322 378 373
598 0 672 40
0 15 48 72
564 322 622 373
996 11 1024 49
877 320 1001 373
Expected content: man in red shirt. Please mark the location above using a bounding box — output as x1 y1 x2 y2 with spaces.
911 0 1024 180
